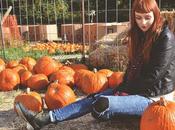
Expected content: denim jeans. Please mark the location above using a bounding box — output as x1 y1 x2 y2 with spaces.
50 88 153 122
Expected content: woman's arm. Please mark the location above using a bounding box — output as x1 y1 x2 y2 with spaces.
116 31 175 94
130 32 175 92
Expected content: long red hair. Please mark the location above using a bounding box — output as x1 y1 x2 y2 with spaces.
129 0 163 63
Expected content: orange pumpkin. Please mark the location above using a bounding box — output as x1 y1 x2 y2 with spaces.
67 64 88 71
19 57 36 71
59 66 75 75
49 67 75 87
0 64 5 73
74 69 88 89
45 81 76 110
33 56 58 76
12 64 28 75
48 48 55 54
20 70 32 87
14 89 42 112
0 58 5 65
74 69 108 94
26 74 49 90
0 58 5 72
98 69 113 77
6 60 19 69
108 72 124 88
0 69 20 91
140 97 175 130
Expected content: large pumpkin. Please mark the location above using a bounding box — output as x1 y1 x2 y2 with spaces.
26 74 49 90
14 89 42 112
0 69 20 91
74 69 108 94
108 71 124 88
140 97 175 130
19 57 36 71
33 56 58 76
45 82 76 110
67 64 88 71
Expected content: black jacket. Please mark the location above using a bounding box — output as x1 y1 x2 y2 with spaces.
117 25 175 97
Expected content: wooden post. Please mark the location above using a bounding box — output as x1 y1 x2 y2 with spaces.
81 0 86 63
0 6 12 60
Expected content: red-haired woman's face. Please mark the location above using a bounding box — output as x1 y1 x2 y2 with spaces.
135 11 154 32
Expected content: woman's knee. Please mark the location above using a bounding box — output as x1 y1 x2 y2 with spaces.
92 97 109 113
91 97 110 120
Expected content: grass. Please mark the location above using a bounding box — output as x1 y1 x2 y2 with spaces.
0 46 83 62
0 47 49 61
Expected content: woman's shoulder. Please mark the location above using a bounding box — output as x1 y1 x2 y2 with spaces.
159 24 175 40
154 24 175 48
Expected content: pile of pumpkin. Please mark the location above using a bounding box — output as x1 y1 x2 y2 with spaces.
22 42 90 54
0 56 124 111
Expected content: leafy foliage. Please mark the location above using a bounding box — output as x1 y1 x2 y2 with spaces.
10 0 69 24
0 47 49 61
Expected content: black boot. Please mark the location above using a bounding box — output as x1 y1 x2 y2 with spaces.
15 102 51 130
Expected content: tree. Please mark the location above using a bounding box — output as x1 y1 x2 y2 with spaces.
5 0 69 24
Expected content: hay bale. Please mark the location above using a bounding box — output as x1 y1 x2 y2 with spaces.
88 45 128 70
161 11 175 34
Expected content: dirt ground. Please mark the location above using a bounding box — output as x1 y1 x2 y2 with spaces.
0 90 140 130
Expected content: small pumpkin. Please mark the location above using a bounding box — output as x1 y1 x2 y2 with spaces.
45 81 76 110
19 57 36 71
12 64 28 75
33 56 58 76
0 69 20 91
49 67 75 87
0 58 5 65
26 74 49 90
59 66 75 75
98 69 113 77
67 64 88 71
108 72 124 88
0 64 5 73
48 48 55 54
140 97 175 130
20 70 32 87
14 88 42 112
6 60 19 69
0 58 5 72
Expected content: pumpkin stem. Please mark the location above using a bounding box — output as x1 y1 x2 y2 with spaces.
53 80 59 84
65 60 71 65
159 97 167 106
93 68 97 73
26 87 30 94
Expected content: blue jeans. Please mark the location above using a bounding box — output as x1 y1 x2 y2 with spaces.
50 88 153 122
